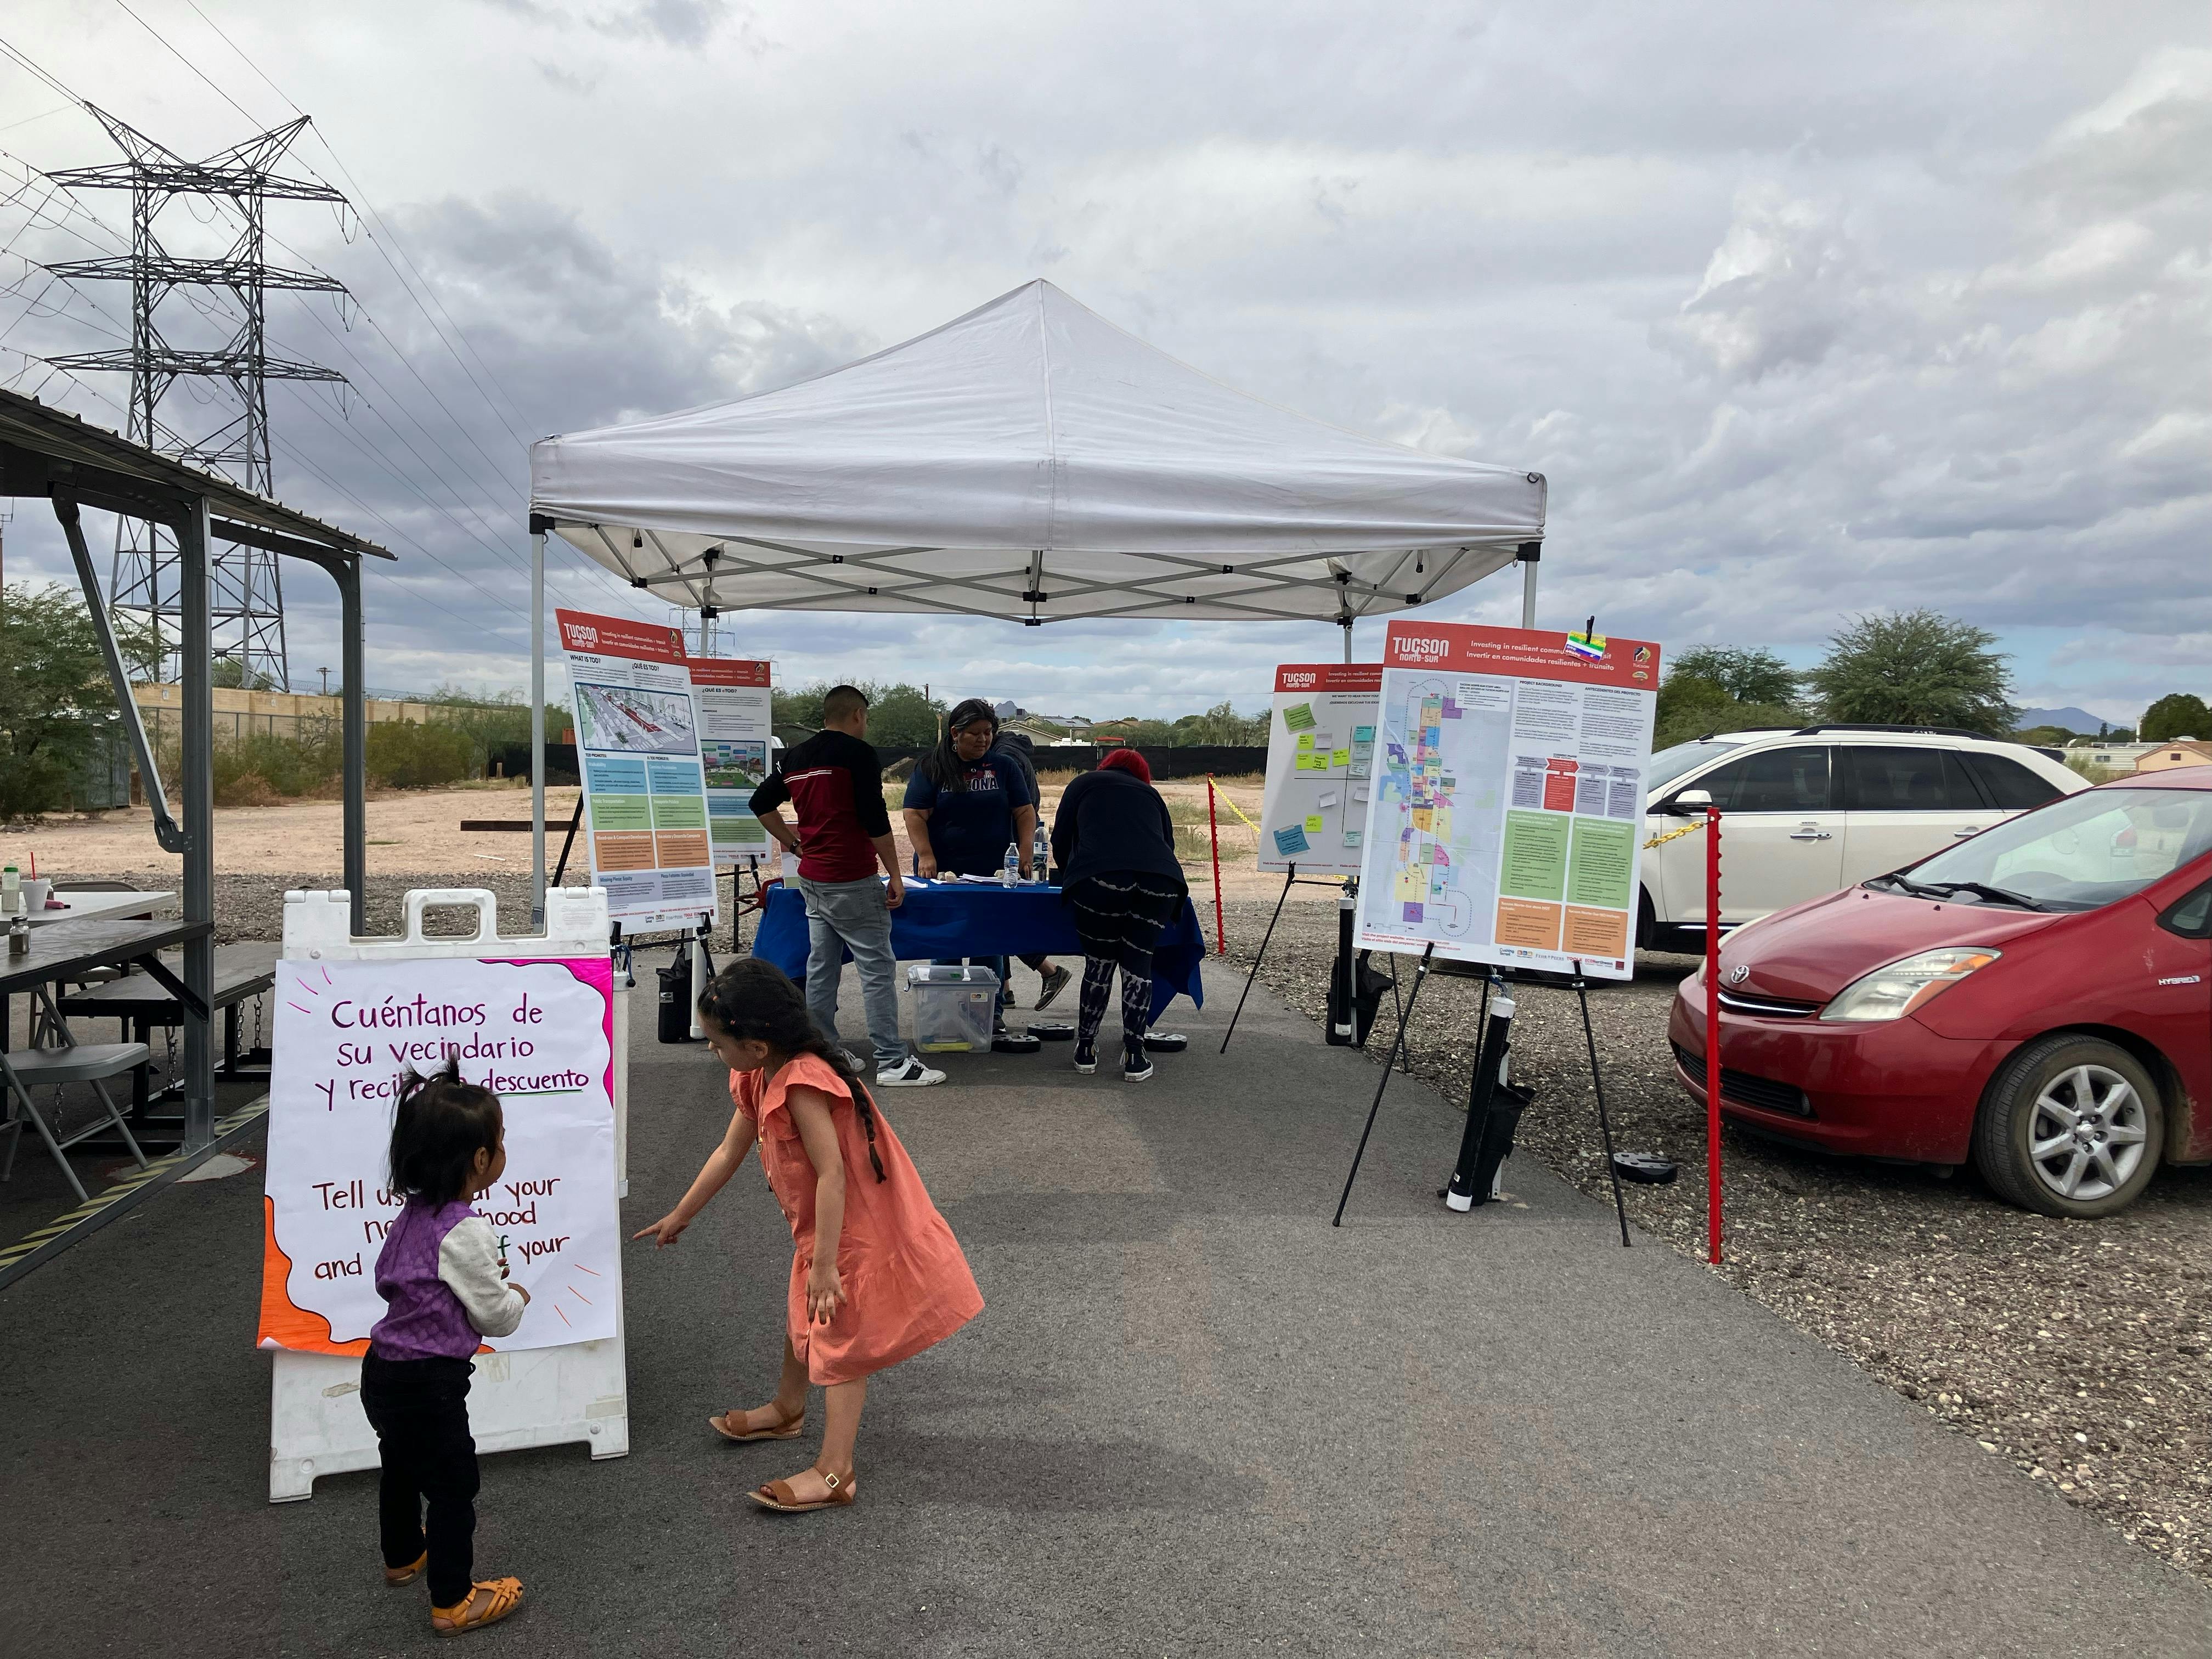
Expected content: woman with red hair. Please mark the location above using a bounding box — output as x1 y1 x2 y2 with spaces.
1048 749 1187 1080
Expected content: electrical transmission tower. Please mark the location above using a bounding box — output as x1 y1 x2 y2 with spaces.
46 106 347 690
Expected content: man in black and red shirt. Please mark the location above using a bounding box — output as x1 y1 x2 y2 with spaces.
750 685 942 1086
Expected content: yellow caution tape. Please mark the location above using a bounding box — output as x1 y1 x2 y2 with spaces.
1642 819 1710 850
1205 775 1262 833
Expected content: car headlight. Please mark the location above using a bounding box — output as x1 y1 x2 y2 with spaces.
1820 948 2001 1023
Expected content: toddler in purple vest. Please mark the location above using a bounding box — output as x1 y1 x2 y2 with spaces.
362 1058 529 1638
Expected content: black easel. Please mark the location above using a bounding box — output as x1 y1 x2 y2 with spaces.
1220 865 1354 1053
548 795 586 888
1332 942 1435 1226
1572 958 1633 1248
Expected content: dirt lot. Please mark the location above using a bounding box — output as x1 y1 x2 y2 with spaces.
1217 898 2212 1586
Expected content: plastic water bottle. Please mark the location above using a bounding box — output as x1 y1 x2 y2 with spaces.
1032 821 1050 884
1002 842 1020 888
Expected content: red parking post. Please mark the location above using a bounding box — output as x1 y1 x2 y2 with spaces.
1206 775 1227 954
1705 805 1723 1265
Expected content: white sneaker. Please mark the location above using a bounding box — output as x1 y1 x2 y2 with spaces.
876 1057 946 1087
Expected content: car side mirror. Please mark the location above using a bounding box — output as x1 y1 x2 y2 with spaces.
1665 788 1713 816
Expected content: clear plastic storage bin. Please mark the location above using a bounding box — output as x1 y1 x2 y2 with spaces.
905 964 1001 1053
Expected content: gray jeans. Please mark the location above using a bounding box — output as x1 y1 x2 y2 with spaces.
795 874 907 1071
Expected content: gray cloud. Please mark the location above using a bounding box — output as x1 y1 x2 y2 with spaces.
1 5 2208 725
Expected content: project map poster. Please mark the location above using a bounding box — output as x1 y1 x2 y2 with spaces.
257 955 622 1355
687 655 774 864
556 607 720 930
1257 663 1381 878
1354 622 1661 980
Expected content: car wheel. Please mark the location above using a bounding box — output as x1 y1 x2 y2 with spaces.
1637 886 1656 951
1972 1035 2162 1218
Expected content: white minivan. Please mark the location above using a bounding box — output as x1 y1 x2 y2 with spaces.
1638 725 2088 952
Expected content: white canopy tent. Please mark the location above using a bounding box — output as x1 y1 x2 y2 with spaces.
521 279 1549 912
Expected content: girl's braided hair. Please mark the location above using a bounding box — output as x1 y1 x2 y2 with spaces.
697 957 885 1182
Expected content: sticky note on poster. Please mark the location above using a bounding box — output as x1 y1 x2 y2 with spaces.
1331 748 1351 768
1353 726 1375 743
1317 791 1339 808
1283 703 1317 732
1342 828 1363 848
1272 823 1310 856
1303 814 1324 833
1296 733 1314 751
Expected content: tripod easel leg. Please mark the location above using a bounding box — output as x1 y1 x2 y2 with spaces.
1333 942 1435 1227
1574 964 1632 1248
1220 866 1295 1054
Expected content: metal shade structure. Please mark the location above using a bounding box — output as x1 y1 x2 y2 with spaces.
0 387 390 1149
528 280 1547 628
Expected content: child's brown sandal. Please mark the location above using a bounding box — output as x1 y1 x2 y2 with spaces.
431 1577 524 1638
384 1550 428 1587
747 1469 857 1513
709 1402 805 1442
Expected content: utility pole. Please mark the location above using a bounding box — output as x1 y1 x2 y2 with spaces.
318 665 330 696
46 107 348 692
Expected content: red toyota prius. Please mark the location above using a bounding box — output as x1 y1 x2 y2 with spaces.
1670 770 2212 1217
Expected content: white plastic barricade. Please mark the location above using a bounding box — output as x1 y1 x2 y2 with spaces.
263 886 630 1502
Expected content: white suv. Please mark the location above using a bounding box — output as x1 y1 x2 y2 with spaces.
1639 725 2087 952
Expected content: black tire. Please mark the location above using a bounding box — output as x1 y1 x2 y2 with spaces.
1637 887 1657 952
1972 1034 2163 1219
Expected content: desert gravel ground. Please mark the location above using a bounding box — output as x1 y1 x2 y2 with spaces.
29 822 2211 1586
1213 894 2212 1587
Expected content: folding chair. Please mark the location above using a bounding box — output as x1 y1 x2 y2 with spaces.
0 1027 153 1205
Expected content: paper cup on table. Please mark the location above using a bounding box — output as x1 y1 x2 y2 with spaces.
22 879 52 911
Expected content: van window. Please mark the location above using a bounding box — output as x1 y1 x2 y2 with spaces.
1959 752 2065 811
1837 747 1974 812
1699 746 1830 812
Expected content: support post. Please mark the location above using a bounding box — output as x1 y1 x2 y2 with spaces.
52 496 182 853
1341 616 1354 663
1334 941 1435 1226
1516 541 1541 630
531 527 547 929
337 556 366 936
1705 805 1723 1265
1445 983 1517 1210
1327 880 1357 1042
1206 776 1225 955
178 496 216 1150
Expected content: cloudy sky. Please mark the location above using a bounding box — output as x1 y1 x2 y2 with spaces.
2 0 2207 725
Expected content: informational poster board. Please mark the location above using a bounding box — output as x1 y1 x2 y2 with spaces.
686 655 774 864
1354 622 1660 979
258 955 622 1355
555 607 719 930
1257 663 1382 877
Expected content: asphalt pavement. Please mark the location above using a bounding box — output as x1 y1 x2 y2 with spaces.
4 955 2209 1656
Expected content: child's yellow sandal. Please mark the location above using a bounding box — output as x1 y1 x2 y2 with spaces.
431 1577 524 1638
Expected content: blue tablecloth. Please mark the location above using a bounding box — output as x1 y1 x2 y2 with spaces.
751 879 1206 1024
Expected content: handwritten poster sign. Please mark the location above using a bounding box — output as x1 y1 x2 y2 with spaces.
257 955 622 1355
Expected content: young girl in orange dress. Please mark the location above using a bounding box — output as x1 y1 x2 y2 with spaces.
633 958 983 1511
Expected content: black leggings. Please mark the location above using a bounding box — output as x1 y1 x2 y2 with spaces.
1069 873 1182 1057
360 1351 478 1607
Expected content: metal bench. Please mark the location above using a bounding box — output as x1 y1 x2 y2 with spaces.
57 941 280 1120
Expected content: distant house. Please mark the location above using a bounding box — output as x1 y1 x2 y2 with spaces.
2136 740 2212 773
2072 740 2161 769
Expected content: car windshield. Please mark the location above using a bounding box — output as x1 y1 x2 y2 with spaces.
1646 740 1741 793
1892 788 2212 911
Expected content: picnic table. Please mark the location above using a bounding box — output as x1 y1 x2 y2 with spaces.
59 941 279 1117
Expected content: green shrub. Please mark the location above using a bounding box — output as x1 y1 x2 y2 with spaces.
366 720 478 789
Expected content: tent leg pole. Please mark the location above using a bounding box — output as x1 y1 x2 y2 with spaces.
1341 616 1353 663
531 529 546 929
338 556 366 937
1517 540 1541 629
179 496 216 1153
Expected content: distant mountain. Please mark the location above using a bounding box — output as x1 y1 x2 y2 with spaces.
2015 706 2111 735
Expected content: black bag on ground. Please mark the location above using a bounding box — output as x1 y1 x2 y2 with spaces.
1325 951 1394 1048
658 947 695 1043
